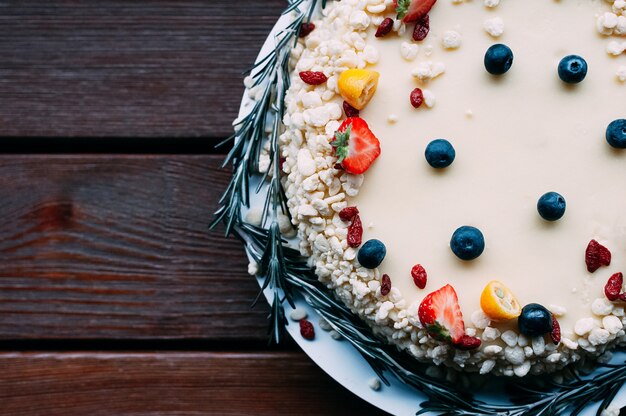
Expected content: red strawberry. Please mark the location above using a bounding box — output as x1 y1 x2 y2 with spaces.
418 284 465 343
585 239 611 273
331 117 381 174
394 0 437 23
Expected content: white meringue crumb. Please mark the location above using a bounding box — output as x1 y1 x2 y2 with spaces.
368 377 381 391
603 315 623 334
484 17 504 38
289 308 308 321
244 207 263 226
548 304 567 317
574 318 595 336
247 261 259 276
400 42 419 61
318 318 332 332
601 406 621 416
471 310 491 329
617 65 626 82
501 330 519 347
442 30 462 49
422 89 436 108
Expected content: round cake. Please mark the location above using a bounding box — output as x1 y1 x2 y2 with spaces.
276 0 626 376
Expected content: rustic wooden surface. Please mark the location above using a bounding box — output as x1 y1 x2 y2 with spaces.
0 155 269 341
0 1 390 414
0 352 385 416
0 0 285 139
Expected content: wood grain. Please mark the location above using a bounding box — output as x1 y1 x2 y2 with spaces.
0 351 388 415
0 0 284 139
0 155 270 340
0 2 390 413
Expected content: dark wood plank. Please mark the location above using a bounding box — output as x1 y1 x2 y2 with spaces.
0 155 269 340
0 351 388 415
0 0 284 138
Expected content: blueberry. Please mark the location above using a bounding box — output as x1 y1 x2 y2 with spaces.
450 226 485 261
537 192 566 221
558 55 588 84
357 239 387 269
425 139 456 169
606 119 626 149
518 303 553 337
484 44 514 75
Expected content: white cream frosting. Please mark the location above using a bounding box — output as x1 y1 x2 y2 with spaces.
278 0 626 376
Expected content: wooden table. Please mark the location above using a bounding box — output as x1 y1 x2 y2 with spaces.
0 1 389 414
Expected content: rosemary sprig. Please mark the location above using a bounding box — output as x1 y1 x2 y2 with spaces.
212 0 323 343
213 0 626 413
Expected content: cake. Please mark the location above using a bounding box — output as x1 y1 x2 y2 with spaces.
272 0 626 376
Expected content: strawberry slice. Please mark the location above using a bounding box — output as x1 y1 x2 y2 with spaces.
418 284 465 343
394 0 437 23
331 117 381 175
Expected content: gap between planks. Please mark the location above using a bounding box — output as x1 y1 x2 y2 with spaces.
0 338 300 352
0 137 235 154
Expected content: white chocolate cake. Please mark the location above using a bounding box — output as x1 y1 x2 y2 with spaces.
276 0 626 376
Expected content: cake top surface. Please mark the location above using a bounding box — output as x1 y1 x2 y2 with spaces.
276 0 626 376
354 0 625 338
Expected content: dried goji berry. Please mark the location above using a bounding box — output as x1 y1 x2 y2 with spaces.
299 319 315 340
381 274 392 296
605 272 624 301
585 239 612 273
375 18 394 38
299 71 328 85
410 88 424 108
412 14 430 41
453 335 481 350
550 315 561 344
343 101 360 118
299 22 316 38
339 206 359 222
411 264 427 289
347 214 363 248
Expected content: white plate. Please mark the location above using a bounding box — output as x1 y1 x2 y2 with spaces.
234 4 626 415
